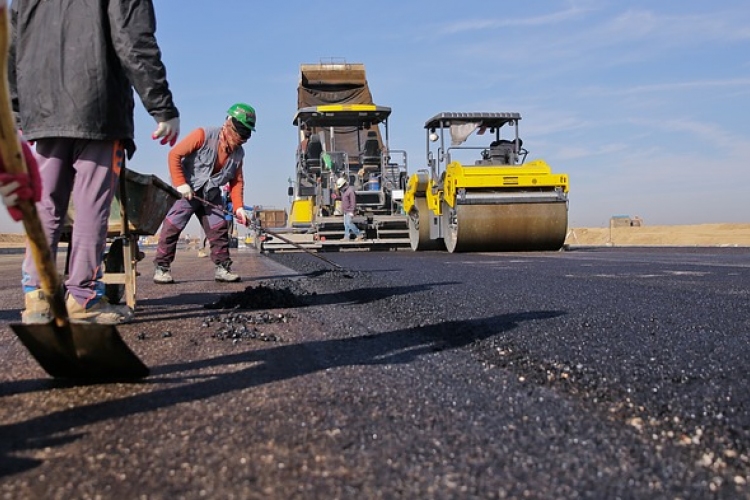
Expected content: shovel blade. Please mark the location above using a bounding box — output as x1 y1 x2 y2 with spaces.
11 322 149 380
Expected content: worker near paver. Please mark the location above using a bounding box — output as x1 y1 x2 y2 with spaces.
7 0 180 324
336 177 364 241
153 104 254 284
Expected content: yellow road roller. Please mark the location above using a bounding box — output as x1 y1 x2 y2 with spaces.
403 112 569 252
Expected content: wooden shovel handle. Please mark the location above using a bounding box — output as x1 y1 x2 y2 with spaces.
0 4 66 324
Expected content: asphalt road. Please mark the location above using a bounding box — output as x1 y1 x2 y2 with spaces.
0 246 748 499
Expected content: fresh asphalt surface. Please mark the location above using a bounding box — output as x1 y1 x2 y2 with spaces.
0 245 748 499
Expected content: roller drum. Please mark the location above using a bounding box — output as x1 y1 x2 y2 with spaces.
442 201 568 253
410 171 431 193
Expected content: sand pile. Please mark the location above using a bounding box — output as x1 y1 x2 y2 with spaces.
565 223 750 247
1 223 748 248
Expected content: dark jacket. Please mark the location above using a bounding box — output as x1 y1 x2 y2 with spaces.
8 0 179 156
341 185 357 214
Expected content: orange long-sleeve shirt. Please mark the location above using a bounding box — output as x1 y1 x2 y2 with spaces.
168 128 245 212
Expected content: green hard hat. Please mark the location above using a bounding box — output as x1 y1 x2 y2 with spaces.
227 103 256 131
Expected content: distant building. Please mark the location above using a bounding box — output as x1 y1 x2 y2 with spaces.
610 215 644 227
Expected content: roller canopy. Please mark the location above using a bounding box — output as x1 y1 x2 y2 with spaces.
424 112 521 130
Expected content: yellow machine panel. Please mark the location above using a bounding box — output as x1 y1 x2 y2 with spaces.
289 198 314 226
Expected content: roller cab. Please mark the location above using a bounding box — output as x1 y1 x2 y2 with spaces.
404 112 569 253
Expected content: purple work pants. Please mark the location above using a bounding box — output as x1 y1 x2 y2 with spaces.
153 190 230 267
22 139 123 307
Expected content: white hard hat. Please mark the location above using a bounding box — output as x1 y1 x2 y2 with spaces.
336 177 347 188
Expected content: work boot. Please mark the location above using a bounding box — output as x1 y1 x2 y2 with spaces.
65 294 134 324
153 265 174 284
22 289 52 324
215 261 240 282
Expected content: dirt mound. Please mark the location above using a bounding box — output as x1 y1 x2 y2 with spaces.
1 223 748 249
0 233 25 246
565 223 750 247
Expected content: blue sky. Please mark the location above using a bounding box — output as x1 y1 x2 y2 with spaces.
2 0 749 234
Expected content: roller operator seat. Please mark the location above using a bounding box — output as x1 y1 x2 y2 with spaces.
488 139 520 165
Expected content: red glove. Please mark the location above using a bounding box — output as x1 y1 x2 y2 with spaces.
0 136 42 221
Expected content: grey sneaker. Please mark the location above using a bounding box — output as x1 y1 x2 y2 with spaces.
215 261 240 282
22 289 52 324
66 294 134 324
153 265 174 284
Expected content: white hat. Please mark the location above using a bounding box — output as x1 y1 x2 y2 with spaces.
336 177 347 189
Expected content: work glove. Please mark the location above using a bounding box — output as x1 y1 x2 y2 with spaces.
152 117 180 146
18 129 34 145
0 135 42 221
176 183 194 200
235 207 248 226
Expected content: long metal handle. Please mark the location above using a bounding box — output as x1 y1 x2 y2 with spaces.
192 194 344 270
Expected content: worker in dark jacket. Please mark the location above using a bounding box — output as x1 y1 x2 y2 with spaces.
7 0 180 324
336 177 364 240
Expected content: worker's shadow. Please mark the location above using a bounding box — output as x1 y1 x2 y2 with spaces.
0 309 564 477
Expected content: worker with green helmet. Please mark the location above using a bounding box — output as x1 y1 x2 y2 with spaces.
153 103 256 284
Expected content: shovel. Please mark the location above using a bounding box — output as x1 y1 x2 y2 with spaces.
0 4 148 380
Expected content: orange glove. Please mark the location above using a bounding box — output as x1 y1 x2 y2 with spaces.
0 135 42 221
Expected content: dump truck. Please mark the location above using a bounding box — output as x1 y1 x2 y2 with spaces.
403 112 569 252
257 61 410 252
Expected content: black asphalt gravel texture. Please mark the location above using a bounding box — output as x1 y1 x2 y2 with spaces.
0 246 749 499
259 248 750 499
